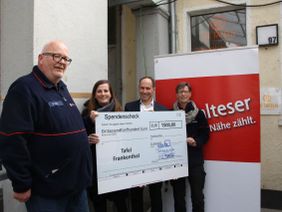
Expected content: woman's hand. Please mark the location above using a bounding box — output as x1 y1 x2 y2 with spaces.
90 110 99 123
88 133 100 144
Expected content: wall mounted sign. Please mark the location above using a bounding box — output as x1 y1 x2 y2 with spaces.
260 87 281 115
256 24 278 46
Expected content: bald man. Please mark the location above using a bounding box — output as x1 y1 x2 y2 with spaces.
0 41 92 212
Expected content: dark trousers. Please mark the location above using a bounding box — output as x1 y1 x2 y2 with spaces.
89 189 128 212
171 178 186 212
171 165 206 212
130 182 162 212
26 190 89 212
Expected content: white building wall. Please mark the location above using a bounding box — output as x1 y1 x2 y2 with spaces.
33 0 108 109
249 0 282 191
0 0 34 97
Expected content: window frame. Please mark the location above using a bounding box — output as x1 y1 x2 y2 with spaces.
186 5 248 52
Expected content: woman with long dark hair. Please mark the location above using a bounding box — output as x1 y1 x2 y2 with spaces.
82 80 128 212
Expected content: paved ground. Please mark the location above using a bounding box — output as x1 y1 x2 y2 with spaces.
262 209 282 212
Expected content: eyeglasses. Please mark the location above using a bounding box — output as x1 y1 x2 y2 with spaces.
42 52 72 65
178 90 190 94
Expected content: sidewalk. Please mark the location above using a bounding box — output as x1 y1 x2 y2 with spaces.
262 209 282 212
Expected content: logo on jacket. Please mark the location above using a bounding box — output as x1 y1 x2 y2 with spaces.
48 100 64 107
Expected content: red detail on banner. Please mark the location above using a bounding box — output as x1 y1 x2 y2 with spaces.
156 74 260 163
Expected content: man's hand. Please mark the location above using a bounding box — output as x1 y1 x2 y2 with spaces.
187 137 197 147
13 189 31 202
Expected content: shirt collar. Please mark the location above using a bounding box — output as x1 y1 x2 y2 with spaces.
140 99 154 112
32 65 66 90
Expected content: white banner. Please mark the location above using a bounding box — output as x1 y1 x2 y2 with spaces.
155 47 260 212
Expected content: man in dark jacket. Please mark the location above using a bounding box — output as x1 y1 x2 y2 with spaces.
125 76 167 212
171 82 210 212
0 40 92 212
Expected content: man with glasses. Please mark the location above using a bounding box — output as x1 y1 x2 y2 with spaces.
0 40 92 212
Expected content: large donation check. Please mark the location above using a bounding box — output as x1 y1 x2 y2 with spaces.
95 111 188 194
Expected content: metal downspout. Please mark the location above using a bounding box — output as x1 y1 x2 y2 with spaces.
170 1 177 53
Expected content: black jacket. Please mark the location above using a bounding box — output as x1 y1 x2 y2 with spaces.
186 109 210 168
124 99 167 112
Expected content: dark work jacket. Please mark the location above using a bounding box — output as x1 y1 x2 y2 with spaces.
0 66 92 197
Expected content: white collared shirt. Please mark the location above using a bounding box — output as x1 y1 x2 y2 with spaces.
140 99 154 112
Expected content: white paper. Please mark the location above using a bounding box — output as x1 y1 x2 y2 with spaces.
95 111 188 194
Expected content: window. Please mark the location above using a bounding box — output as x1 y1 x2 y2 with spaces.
191 9 246 51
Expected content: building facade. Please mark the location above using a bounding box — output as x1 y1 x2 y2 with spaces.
0 0 281 211
112 0 282 210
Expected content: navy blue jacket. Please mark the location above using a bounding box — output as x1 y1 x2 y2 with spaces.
0 66 92 197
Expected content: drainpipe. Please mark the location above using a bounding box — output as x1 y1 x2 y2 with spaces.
169 1 177 53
